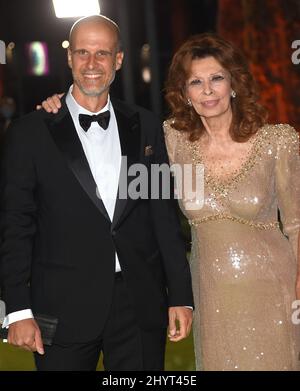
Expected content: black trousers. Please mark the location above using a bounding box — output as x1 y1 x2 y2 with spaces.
34 273 167 371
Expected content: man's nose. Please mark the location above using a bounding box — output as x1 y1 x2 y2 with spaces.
86 54 98 68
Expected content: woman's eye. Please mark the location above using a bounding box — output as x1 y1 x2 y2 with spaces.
190 79 202 86
211 75 224 81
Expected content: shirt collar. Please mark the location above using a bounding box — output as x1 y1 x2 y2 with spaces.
66 85 111 120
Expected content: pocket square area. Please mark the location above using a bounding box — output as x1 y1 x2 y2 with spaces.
145 145 154 156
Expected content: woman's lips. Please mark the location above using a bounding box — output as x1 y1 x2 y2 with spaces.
201 99 219 108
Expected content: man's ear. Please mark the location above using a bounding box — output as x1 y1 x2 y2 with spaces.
116 51 124 71
67 49 72 69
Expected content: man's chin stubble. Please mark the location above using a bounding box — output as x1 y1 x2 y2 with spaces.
78 84 107 97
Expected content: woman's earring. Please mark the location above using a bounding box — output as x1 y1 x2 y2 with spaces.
231 90 236 98
187 98 192 106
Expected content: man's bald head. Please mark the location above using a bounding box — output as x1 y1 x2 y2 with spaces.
69 15 122 52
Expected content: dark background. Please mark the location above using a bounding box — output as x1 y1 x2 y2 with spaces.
1 0 299 129
0 0 218 117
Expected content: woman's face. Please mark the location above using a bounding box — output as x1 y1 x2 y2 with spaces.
185 56 233 119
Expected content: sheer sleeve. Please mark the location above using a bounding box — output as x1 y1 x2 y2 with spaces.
163 119 178 165
275 124 300 260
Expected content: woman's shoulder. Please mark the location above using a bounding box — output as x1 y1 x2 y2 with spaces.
256 123 299 156
163 118 177 134
163 118 187 140
259 123 299 142
163 119 186 162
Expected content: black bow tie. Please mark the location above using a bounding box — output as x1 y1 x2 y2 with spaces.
79 111 110 132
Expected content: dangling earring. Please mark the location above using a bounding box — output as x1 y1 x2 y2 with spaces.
231 90 236 98
187 98 192 106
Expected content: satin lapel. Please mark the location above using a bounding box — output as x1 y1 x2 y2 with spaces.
45 101 110 222
112 100 141 229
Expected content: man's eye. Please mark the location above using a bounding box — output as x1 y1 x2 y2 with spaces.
78 50 88 56
96 51 110 57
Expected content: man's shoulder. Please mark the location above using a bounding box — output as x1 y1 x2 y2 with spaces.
10 109 54 128
5 109 56 144
111 98 160 123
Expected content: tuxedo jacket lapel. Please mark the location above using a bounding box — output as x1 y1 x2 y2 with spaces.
46 99 111 223
112 99 141 229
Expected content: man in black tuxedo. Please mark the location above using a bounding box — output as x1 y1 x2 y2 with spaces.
0 15 193 370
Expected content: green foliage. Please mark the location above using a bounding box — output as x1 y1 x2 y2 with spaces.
0 333 195 371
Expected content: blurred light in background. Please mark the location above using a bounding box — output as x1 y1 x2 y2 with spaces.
142 67 151 83
26 42 50 76
141 44 151 83
52 0 100 18
6 42 15 63
0 40 5 64
62 40 70 49
7 42 15 50
141 44 150 61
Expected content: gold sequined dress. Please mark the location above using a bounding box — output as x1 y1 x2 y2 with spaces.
164 121 300 371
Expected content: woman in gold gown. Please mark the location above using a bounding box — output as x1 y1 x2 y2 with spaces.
164 33 300 370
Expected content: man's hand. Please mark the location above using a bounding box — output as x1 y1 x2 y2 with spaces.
36 93 64 113
168 306 193 342
7 318 44 354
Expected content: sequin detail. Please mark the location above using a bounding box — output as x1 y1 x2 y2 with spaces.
189 214 280 229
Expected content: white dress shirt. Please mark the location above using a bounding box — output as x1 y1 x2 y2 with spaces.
2 86 122 328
